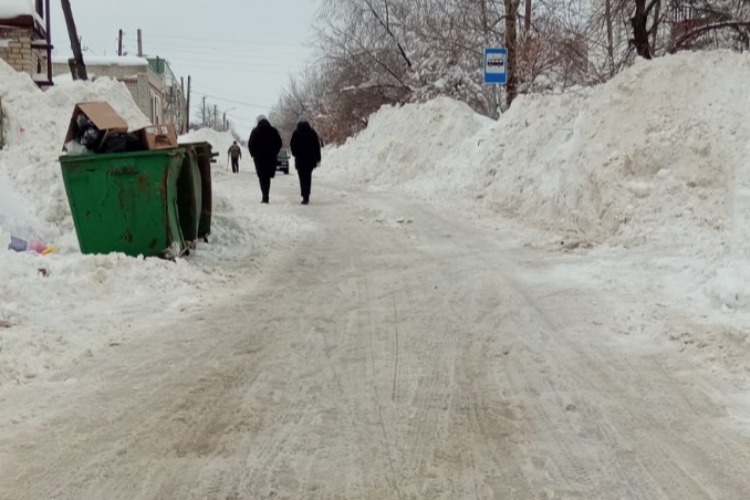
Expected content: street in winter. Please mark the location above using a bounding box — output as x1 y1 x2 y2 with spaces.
3 1 750 499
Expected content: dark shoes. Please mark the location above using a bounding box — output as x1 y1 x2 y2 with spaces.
261 198 269 204
301 198 309 205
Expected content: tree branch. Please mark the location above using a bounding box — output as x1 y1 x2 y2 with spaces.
671 20 750 51
363 0 413 69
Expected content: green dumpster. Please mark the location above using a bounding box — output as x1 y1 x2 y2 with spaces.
176 147 202 243
59 148 189 258
180 141 215 239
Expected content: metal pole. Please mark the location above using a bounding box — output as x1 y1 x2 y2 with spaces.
60 0 87 80
45 0 52 85
185 75 191 132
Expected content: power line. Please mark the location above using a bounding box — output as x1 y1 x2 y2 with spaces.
168 60 293 75
192 82 269 102
148 52 307 68
145 32 310 49
145 40 310 58
162 54 300 71
194 92 270 110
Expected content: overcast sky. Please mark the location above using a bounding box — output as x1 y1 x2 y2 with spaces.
49 0 319 138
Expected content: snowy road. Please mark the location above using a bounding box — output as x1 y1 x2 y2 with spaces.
2 176 750 499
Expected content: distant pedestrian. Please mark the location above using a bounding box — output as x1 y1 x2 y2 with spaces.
290 116 322 205
248 115 282 204
228 140 242 173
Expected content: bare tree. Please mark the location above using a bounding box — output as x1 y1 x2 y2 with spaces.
505 0 521 106
279 0 750 144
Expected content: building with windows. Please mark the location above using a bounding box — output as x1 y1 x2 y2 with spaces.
51 55 186 130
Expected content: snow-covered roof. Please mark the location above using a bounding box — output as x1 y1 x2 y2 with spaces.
51 55 150 67
0 0 36 19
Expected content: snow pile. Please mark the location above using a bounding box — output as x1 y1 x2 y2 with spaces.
326 52 750 251
180 127 243 168
478 51 750 249
322 51 750 313
323 97 492 193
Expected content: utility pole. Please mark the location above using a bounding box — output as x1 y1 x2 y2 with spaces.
60 0 87 80
181 77 185 132
185 76 191 133
118 29 123 56
201 95 207 127
137 29 143 57
44 0 52 86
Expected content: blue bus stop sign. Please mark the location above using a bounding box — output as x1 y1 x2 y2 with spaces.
484 47 508 85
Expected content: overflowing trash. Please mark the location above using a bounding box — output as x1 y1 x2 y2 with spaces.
62 102 177 155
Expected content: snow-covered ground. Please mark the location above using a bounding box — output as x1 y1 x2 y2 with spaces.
2 49 750 392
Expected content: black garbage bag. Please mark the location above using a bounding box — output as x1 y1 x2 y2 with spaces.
99 133 145 154
74 115 101 149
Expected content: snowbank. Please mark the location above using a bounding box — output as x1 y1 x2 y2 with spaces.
325 52 750 251
322 50 750 316
323 97 492 194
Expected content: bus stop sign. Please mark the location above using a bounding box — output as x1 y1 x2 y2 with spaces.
484 47 507 85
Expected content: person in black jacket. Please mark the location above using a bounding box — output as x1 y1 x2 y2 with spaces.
248 115 282 203
290 116 322 205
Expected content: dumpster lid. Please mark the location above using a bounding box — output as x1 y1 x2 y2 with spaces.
63 102 129 150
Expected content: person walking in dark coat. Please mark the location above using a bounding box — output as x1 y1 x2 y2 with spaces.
290 116 322 205
228 140 242 173
248 115 282 203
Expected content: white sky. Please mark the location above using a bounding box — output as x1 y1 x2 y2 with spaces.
48 0 319 138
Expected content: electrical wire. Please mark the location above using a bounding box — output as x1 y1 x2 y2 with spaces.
144 41 309 58
145 32 308 49
192 83 268 102
194 92 269 109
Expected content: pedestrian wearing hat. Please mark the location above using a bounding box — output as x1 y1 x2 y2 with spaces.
248 115 282 203
290 116 322 205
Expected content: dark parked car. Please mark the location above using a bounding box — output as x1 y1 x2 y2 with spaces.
276 149 290 175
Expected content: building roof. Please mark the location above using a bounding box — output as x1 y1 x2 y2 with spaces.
0 0 45 31
52 55 150 67
0 0 35 18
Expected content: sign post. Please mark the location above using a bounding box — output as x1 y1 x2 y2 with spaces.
484 47 507 116
483 47 508 85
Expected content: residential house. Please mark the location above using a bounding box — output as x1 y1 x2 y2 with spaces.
0 0 52 86
147 57 186 132
52 55 186 130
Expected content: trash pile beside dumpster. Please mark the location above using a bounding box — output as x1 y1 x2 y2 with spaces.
58 102 217 259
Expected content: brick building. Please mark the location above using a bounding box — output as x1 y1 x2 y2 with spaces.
0 0 53 86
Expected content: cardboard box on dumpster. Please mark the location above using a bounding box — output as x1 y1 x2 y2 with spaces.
136 124 178 150
63 102 129 152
